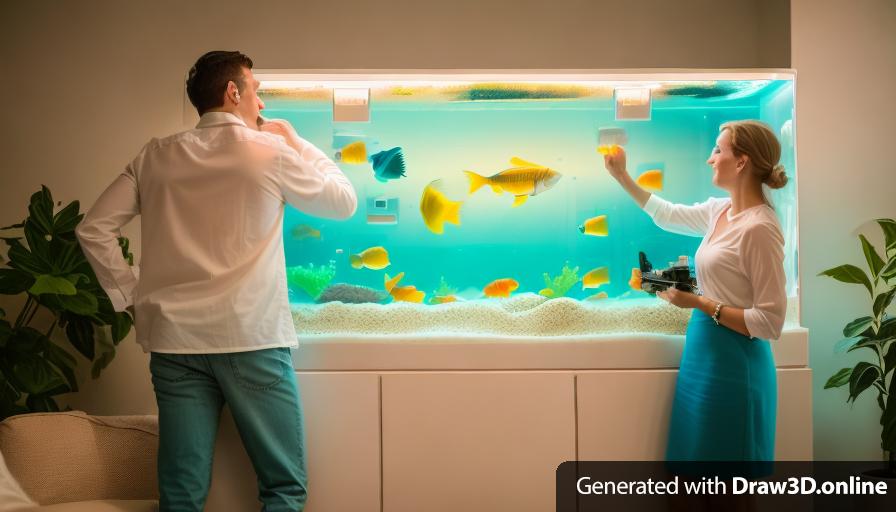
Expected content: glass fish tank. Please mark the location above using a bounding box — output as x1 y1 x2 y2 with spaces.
257 71 798 338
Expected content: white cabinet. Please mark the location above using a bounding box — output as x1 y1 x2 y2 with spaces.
380 372 576 512
576 368 813 461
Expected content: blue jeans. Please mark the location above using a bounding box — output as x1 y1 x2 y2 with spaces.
150 348 307 512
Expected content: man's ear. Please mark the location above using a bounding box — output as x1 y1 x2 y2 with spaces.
226 80 240 103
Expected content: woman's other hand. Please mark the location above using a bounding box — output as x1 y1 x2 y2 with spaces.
656 288 700 309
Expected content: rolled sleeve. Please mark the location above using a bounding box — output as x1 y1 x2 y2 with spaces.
741 223 787 340
75 168 140 312
276 137 357 219
642 195 727 237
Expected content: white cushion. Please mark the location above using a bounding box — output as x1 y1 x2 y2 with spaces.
0 449 37 511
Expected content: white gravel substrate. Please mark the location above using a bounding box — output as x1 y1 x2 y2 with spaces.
291 293 691 336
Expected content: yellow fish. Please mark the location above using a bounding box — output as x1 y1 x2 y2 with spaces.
597 144 622 156
582 266 610 290
384 272 425 303
335 141 367 165
464 157 562 207
578 215 608 236
429 295 457 304
636 169 663 191
538 288 555 298
420 179 463 234
585 291 609 301
629 268 642 290
350 246 390 270
483 278 519 298
290 224 321 240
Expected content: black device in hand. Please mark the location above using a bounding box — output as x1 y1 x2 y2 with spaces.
638 251 699 295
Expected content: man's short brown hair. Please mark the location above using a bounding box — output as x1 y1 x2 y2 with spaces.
186 51 253 115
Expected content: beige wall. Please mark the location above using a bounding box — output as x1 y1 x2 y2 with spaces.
26 0 896 463
792 0 896 460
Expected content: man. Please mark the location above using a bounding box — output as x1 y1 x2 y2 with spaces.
76 50 357 511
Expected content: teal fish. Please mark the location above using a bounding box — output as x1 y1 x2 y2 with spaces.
369 147 406 182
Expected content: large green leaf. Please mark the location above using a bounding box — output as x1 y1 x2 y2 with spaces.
57 289 99 316
884 341 896 376
873 289 896 320
879 317 896 338
848 362 881 402
882 372 896 452
6 239 48 275
0 268 34 295
25 394 60 413
833 337 862 354
12 355 66 395
0 368 21 404
860 234 885 279
27 186 54 237
52 238 84 276
63 315 95 360
819 264 873 297
52 200 82 235
824 367 852 389
24 219 53 271
110 311 133 344
843 316 874 338
877 219 896 258
91 346 116 379
44 341 78 392
0 320 11 348
28 274 77 296
5 327 44 355
882 258 896 281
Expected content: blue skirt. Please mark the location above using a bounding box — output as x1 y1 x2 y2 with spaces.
666 309 777 465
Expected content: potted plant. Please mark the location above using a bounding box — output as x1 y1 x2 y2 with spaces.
0 186 133 420
820 218 896 475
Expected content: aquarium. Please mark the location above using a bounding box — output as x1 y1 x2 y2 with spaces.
257 71 798 338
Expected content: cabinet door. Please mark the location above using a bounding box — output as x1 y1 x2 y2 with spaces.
577 368 814 460
577 370 678 460
206 372 381 512
775 368 813 460
300 372 381 512
382 372 576 512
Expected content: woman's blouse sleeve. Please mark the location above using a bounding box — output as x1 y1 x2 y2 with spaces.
740 222 788 340
642 194 726 237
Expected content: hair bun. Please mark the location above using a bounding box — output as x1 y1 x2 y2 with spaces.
765 164 788 189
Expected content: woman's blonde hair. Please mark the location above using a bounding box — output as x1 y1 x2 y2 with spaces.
720 120 788 189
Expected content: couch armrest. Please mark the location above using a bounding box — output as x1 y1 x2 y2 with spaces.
0 411 159 505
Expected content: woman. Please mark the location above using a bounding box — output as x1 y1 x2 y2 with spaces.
603 120 789 469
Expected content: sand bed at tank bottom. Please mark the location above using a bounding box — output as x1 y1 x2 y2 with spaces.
291 293 692 336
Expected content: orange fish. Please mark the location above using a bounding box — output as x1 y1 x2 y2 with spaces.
384 272 425 303
585 291 609 301
635 169 663 191
430 295 457 304
629 268 642 290
483 278 520 298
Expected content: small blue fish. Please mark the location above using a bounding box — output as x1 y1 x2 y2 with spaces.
368 147 406 182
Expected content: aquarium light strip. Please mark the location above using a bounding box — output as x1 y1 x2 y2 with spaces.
254 69 795 87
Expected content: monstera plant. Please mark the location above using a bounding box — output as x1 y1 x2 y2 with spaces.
0 186 133 420
821 218 896 472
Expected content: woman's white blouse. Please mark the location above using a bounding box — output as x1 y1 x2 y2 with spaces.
642 194 787 340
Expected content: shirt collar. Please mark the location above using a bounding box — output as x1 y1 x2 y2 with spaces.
196 111 249 129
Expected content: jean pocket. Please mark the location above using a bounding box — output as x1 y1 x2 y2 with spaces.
228 348 289 390
149 353 197 383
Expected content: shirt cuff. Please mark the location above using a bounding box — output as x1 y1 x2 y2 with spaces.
106 288 131 312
